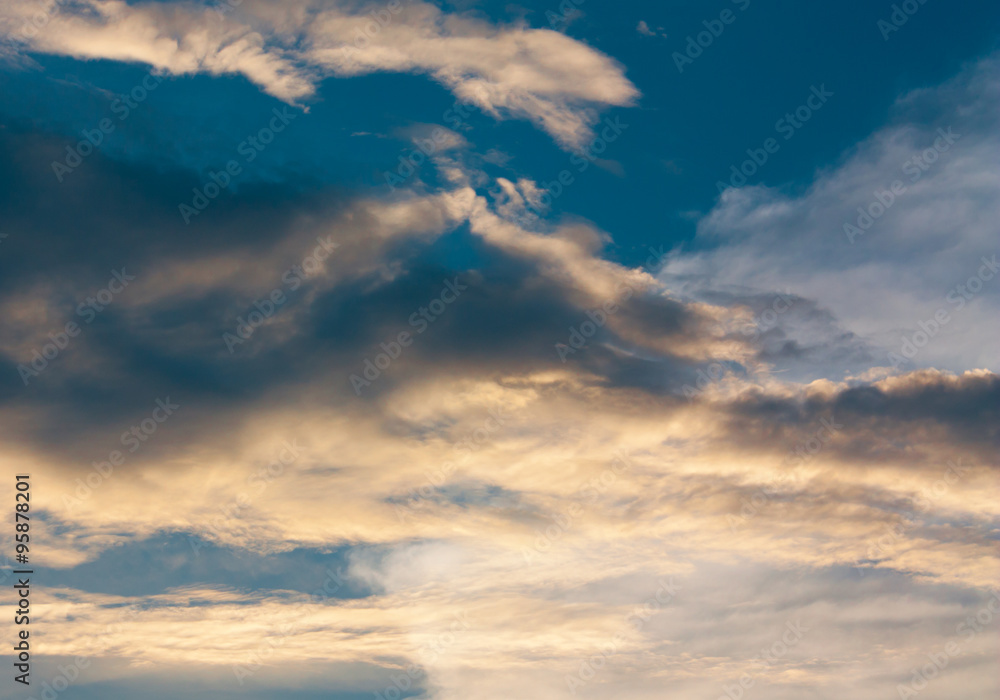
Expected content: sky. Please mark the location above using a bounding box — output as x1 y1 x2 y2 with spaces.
0 0 998 698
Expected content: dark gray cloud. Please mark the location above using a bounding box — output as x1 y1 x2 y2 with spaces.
719 370 1000 467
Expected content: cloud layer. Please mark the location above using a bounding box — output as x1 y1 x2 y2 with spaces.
0 8 996 700
1 0 638 149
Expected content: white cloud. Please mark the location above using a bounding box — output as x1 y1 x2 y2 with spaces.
661 55 1000 376
0 0 639 150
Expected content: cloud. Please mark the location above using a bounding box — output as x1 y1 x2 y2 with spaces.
635 19 665 38
660 54 1000 376
2 0 315 100
0 0 639 150
0 37 997 700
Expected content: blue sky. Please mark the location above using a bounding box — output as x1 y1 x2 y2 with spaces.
0 1 998 699
4 0 998 265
